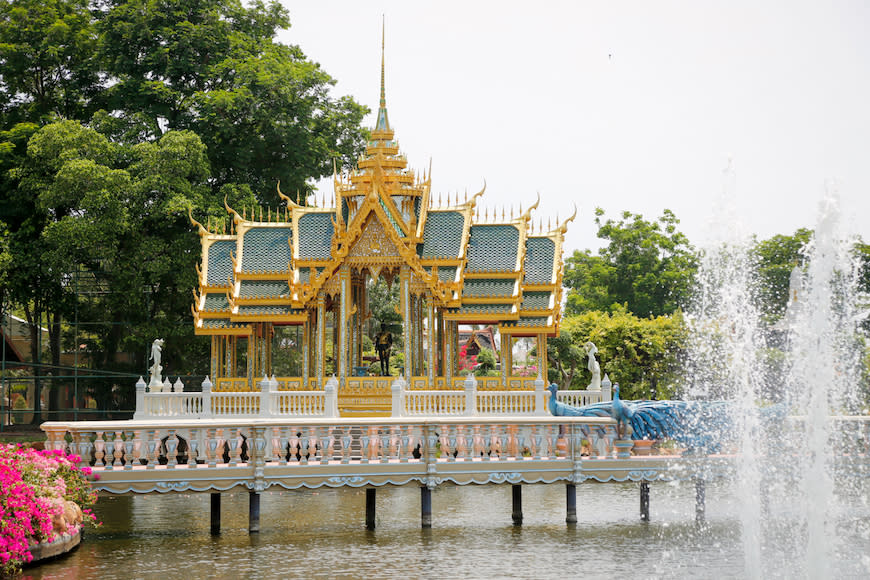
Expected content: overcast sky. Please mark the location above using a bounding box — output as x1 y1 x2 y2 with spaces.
279 1 870 254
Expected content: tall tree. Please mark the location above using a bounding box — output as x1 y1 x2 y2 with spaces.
564 208 697 317
750 228 812 320
96 0 368 202
0 0 100 126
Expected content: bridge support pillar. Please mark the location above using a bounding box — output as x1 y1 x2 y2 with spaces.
694 478 706 523
640 482 650 521
566 484 577 524
512 484 523 526
366 488 376 530
210 493 221 535
421 487 432 528
249 491 261 533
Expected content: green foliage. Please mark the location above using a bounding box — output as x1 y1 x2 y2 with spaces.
556 307 688 400
475 348 496 375
366 277 403 347
95 0 368 202
545 331 585 389
749 228 812 320
565 208 697 317
0 0 100 124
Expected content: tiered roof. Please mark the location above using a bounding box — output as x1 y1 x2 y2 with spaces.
191 39 572 338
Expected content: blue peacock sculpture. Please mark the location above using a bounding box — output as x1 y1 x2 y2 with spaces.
547 382 785 452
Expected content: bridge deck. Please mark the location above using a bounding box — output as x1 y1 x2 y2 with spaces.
41 417 729 495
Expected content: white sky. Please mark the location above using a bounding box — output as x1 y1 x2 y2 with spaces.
279 1 870 254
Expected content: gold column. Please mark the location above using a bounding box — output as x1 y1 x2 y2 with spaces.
427 300 436 386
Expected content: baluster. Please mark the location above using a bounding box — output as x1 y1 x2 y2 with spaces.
188 428 200 466
207 428 219 467
516 429 526 459
278 427 290 465
145 429 159 469
271 427 282 463
341 427 352 464
166 430 178 468
321 427 333 464
447 427 457 462
288 428 299 463
310 427 322 463
299 428 310 465
458 425 471 460
93 431 106 467
227 429 241 465
379 428 390 463
487 425 498 460
132 430 143 467
531 425 541 460
78 431 96 469
499 429 510 460
400 427 411 463
360 431 371 464
110 431 124 469
122 430 135 469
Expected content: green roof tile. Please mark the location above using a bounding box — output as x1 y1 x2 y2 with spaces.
237 305 297 316
203 294 229 311
466 225 519 272
521 291 552 310
453 304 513 315
242 228 291 272
239 280 290 299
436 266 458 283
420 211 464 258
462 279 515 298
207 240 235 285
297 214 334 260
523 237 555 283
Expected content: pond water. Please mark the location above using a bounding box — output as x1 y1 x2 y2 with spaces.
23 478 870 579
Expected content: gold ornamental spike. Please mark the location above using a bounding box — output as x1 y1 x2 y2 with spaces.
557 203 578 234
268 207 271 221
502 207 505 220
521 192 541 221
188 208 208 237
277 181 302 208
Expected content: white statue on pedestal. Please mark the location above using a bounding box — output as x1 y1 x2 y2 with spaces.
584 341 601 391
149 338 165 389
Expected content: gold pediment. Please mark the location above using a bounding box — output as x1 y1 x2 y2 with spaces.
347 218 401 262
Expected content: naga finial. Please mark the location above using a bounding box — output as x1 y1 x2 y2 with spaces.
277 181 301 209
223 196 243 225
188 207 209 237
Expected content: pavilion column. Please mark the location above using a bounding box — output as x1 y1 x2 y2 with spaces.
210 336 224 380
501 333 512 386
417 296 425 375
316 295 326 386
444 320 454 384
537 333 548 380
339 265 350 383
401 266 412 381
427 301 436 386
247 327 256 387
225 336 237 377
302 314 311 387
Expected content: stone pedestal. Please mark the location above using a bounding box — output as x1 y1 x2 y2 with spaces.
614 439 634 459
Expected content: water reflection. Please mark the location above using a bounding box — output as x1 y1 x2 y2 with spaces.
23 479 870 579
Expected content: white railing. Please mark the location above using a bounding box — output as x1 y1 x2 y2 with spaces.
135 375 339 420
40 415 637 494
135 374 611 420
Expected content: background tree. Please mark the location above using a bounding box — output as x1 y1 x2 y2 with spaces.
96 0 368 203
564 208 697 317
750 228 812 321
558 307 688 400
0 0 100 124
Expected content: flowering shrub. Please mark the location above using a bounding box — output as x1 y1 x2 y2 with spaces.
0 445 98 576
457 344 477 373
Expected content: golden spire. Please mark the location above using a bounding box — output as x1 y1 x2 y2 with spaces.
375 16 390 133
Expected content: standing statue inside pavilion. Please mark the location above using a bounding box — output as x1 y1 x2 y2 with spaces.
189 36 573 416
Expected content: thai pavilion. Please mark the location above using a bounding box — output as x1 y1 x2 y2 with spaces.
189 44 573 415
